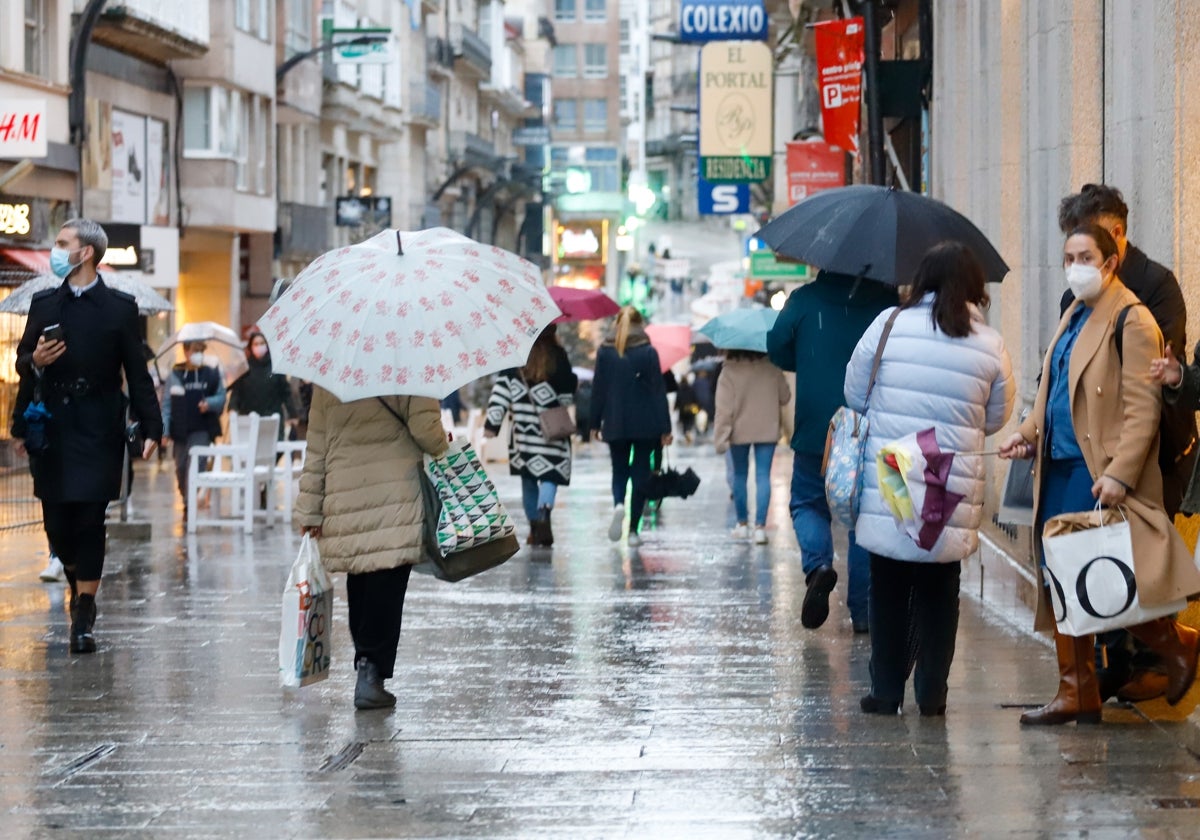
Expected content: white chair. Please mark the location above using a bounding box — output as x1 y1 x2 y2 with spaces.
274 439 307 527
187 413 266 534
229 412 287 526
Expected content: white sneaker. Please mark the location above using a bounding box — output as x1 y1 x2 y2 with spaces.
731 524 750 540
627 532 641 548
39 554 64 582
753 527 768 545
608 504 625 541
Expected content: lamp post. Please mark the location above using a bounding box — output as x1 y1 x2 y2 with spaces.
275 35 389 83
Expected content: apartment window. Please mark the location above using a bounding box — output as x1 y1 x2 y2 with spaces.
235 0 271 40
184 87 237 156
553 99 577 132
285 0 313 56
583 44 607 78
554 0 575 23
233 91 249 189
552 45 577 78
619 19 630 55
24 0 48 77
584 0 605 22
584 98 607 133
253 98 271 194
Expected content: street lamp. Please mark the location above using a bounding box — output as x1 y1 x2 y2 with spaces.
275 35 389 83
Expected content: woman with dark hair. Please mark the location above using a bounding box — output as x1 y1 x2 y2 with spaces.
485 324 577 547
846 241 1014 716
713 349 790 544
228 331 298 439
590 306 672 547
1000 225 1200 725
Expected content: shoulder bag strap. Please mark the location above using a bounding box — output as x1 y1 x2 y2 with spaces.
377 396 409 431
863 307 903 408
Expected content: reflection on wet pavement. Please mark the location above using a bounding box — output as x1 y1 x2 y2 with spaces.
1 446 1199 837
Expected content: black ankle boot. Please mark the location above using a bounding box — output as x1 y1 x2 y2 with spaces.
354 657 396 710
70 593 97 654
860 693 900 715
536 506 554 547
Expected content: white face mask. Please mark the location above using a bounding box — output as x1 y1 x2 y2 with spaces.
1065 263 1105 301
188 352 205 367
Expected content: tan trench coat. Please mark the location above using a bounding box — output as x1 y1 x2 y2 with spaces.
294 389 448 574
1017 279 1200 631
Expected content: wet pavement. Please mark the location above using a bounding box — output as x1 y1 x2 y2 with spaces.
3 444 1200 838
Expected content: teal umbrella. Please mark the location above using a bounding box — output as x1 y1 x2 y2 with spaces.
698 308 780 352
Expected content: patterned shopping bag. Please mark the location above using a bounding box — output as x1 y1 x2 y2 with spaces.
425 439 517 555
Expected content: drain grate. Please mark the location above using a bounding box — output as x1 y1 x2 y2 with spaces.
54 744 117 778
1152 798 1200 809
319 741 367 773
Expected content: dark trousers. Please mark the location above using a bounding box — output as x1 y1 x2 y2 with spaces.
868 553 961 709
41 500 108 582
608 439 656 533
173 431 213 498
345 564 413 680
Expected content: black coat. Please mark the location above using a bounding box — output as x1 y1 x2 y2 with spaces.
11 279 163 502
590 336 671 442
228 356 297 437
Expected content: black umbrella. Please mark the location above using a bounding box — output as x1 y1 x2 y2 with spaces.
755 185 1010 286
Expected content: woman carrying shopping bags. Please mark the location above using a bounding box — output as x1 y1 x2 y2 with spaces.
295 390 448 710
846 242 1015 716
591 306 673 547
484 324 578 547
999 224 1200 725
713 349 791 544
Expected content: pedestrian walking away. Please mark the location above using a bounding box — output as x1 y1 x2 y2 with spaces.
1056 184 1194 703
10 218 163 654
485 324 578 547
1000 224 1200 726
713 349 790 544
591 306 673 547
295 390 448 710
228 330 299 440
846 242 1014 717
161 340 227 505
768 269 898 633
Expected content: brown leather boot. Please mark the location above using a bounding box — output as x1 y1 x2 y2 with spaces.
1126 618 1200 706
1020 631 1102 725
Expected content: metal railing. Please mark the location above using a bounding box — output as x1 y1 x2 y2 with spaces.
453 24 492 76
451 130 496 165
409 80 442 124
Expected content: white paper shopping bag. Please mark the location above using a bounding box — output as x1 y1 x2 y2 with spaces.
279 534 333 687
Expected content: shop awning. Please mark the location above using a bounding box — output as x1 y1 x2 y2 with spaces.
0 248 50 273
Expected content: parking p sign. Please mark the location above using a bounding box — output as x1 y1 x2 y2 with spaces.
698 178 749 215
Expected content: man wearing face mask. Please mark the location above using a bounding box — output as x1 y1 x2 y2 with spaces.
1057 185 1194 705
161 340 226 505
10 218 163 654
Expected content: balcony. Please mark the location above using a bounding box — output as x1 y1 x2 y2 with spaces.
452 24 492 80
421 0 441 13
646 132 693 158
278 202 331 262
93 0 210 61
408 81 442 127
451 131 496 167
480 83 527 118
428 37 455 77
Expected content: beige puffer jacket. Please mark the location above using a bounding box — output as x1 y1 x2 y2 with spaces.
294 388 448 573
713 356 791 452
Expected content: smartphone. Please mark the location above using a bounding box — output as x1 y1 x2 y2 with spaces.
42 324 64 343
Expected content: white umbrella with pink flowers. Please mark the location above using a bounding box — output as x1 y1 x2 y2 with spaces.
258 228 561 402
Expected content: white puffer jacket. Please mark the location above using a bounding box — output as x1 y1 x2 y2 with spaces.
844 296 1015 563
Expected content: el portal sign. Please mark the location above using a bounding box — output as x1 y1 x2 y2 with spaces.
699 41 773 184
680 0 768 43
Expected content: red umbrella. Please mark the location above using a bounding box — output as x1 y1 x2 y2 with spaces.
549 286 620 323
645 324 692 372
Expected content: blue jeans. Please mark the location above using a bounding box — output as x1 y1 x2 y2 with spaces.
789 451 869 624
730 443 776 526
521 476 558 523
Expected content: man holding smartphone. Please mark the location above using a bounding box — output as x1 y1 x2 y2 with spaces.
10 219 163 654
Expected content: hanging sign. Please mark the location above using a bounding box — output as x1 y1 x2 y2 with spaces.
698 177 750 214
812 18 865 156
0 99 47 158
698 41 773 184
679 0 768 43
785 140 845 205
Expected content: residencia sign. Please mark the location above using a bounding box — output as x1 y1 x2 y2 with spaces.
680 0 768 43
699 41 773 184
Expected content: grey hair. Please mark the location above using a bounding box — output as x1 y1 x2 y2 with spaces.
61 218 109 267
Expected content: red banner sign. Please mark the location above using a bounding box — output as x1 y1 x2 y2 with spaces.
813 17 864 155
785 141 845 205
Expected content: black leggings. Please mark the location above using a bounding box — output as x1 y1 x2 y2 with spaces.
867 553 961 709
345 564 413 680
42 501 108 581
608 439 657 533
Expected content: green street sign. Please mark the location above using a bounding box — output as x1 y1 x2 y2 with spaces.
749 250 809 279
701 156 771 184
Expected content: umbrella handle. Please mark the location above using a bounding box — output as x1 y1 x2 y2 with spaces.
396 230 403 256
956 449 1002 457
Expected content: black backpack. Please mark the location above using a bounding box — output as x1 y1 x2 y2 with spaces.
1115 304 1199 514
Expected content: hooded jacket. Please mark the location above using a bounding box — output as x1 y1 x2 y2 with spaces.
590 325 671 441
767 271 899 454
229 350 298 437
